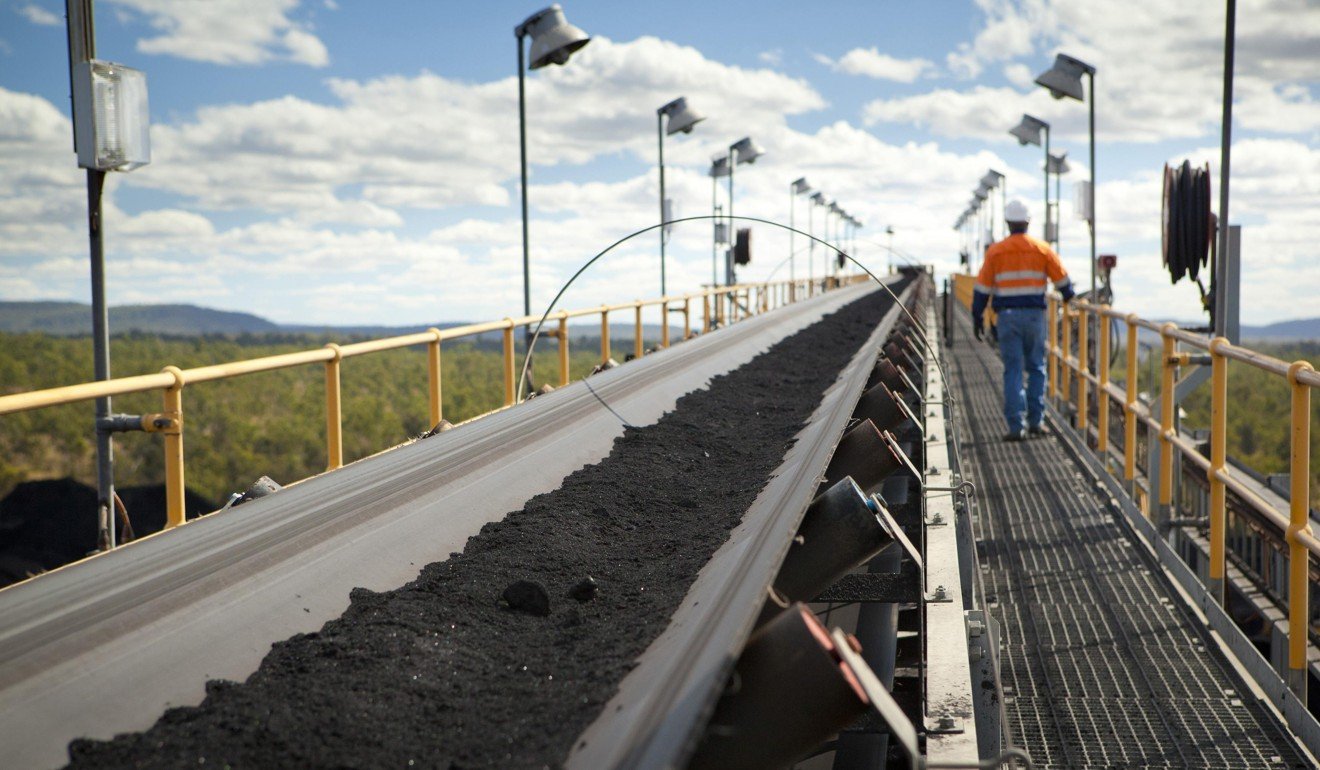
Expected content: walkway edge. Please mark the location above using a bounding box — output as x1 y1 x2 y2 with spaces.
1044 403 1320 764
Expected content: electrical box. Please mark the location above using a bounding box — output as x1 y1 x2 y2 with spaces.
1073 181 1093 222
714 222 729 245
733 228 751 265
72 60 151 171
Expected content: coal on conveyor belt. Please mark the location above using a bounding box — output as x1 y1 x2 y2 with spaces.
66 279 908 770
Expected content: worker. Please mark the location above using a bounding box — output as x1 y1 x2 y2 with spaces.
971 199 1074 441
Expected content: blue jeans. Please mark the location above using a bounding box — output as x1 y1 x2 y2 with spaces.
996 307 1046 433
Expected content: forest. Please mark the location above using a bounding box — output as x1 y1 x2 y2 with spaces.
0 331 641 509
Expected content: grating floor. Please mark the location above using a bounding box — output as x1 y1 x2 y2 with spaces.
946 308 1313 769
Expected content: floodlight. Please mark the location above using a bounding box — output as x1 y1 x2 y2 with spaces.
72 60 150 172
659 97 705 135
1009 114 1048 147
810 192 826 205
1047 151 1071 175
730 136 765 164
1035 53 1094 101
980 169 1004 189
792 177 812 195
517 5 591 69
709 155 731 178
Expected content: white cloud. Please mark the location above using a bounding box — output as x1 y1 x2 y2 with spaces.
875 0 1320 144
818 47 934 83
17 3 61 26
109 0 329 67
758 49 783 66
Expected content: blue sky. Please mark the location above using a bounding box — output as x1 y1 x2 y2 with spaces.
1 0 1317 326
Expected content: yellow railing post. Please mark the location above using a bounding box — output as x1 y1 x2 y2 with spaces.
1098 307 1111 454
702 293 711 333
1061 309 1073 404
683 297 692 339
1287 360 1314 700
426 329 443 428
1158 323 1177 521
1208 337 1228 604
324 343 343 470
502 322 515 406
161 366 186 528
1077 308 1089 433
661 300 670 348
557 313 570 387
600 306 611 364
1124 315 1139 488
634 301 644 359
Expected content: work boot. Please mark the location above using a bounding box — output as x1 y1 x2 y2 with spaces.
1002 430 1025 442
1027 424 1047 437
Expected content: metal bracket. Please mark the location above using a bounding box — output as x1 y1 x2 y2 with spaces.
926 584 953 603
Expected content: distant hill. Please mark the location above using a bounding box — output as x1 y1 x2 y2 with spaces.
0 300 687 342
1241 318 1320 342
0 301 279 336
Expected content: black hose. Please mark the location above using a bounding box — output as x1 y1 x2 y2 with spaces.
1162 161 1213 285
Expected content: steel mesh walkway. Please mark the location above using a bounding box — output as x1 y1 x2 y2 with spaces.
946 308 1312 769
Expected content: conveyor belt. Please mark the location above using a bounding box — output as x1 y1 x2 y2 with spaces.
946 306 1311 769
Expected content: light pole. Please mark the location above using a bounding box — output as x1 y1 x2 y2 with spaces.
656 97 705 296
516 4 590 337
1046 152 1070 255
65 0 151 550
709 156 730 286
725 136 765 284
809 191 824 288
1009 113 1051 246
981 169 1005 242
1035 53 1097 296
790 178 811 289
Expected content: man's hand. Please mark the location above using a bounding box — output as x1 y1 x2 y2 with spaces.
973 315 984 340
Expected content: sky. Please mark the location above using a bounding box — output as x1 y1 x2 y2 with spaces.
0 0 1317 327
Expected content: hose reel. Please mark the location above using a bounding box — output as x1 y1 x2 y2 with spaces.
1162 160 1218 327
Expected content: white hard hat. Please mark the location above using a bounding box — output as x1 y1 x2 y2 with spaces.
1005 199 1031 223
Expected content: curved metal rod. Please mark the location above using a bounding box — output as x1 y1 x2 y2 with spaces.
517 214 945 404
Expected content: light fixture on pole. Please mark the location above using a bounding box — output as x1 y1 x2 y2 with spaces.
809 191 825 287
981 169 1005 241
725 136 765 284
1035 52 1096 295
790 177 812 289
709 155 730 287
656 96 705 296
65 0 152 551
1046 152 1070 254
1009 113 1052 246
516 4 590 348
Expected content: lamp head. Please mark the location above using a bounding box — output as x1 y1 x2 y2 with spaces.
709 155 731 178
1047 151 1071 174
659 97 705 135
730 136 765 164
980 169 1004 189
810 191 826 205
1009 114 1047 147
1034 52 1094 101
518 5 591 70
792 177 812 195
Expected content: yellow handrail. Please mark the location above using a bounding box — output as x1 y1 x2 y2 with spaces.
1051 297 1317 698
0 274 861 540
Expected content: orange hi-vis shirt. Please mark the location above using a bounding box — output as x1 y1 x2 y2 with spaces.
971 233 1073 317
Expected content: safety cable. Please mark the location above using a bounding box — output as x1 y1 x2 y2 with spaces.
515 214 955 410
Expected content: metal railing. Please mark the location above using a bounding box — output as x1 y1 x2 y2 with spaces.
1048 295 1318 696
0 275 862 540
